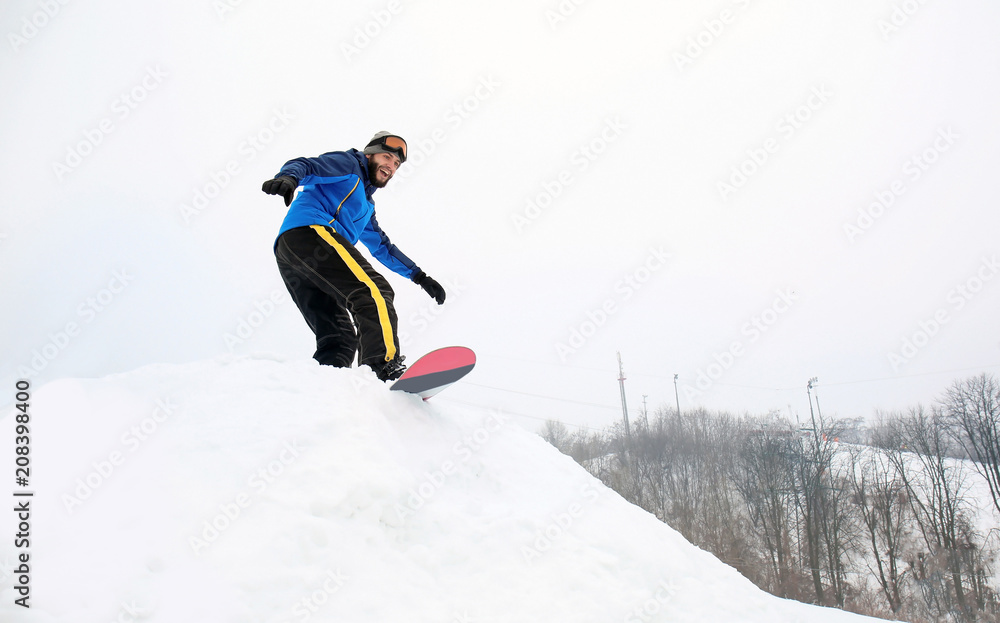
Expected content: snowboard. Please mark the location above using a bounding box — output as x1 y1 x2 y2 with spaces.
390 346 476 400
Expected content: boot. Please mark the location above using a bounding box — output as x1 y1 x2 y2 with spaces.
369 355 407 382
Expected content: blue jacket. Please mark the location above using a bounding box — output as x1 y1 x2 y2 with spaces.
274 149 419 279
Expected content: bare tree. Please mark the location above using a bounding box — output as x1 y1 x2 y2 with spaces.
846 429 911 615
732 421 800 597
789 415 856 607
818 439 856 609
542 419 573 454
686 411 754 572
884 406 981 621
793 426 829 604
940 373 1000 518
568 394 1000 620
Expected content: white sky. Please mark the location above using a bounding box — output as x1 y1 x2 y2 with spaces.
2 0 999 431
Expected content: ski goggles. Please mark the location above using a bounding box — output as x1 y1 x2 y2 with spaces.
366 134 407 163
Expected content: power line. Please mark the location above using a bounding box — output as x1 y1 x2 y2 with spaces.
794 363 1000 389
437 362 1000 435
475 352 614 375
477 350 1000 393
435 396 607 433
461 381 618 411
461 351 1000 431
716 363 1000 392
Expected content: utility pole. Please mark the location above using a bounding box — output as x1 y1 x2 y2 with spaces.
673 373 681 418
806 377 820 442
642 394 649 427
617 352 631 439
807 377 818 427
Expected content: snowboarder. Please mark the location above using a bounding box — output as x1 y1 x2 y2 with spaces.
262 131 446 381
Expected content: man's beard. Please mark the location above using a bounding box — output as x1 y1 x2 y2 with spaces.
368 159 390 188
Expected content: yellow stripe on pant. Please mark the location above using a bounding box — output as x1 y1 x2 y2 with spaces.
309 225 397 362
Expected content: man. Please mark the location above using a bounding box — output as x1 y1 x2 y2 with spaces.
262 131 445 381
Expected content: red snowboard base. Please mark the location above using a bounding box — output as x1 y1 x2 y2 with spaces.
390 346 476 400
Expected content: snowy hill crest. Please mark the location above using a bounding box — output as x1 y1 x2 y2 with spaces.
0 357 883 622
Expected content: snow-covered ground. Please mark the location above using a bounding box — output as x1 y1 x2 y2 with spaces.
0 357 889 622
833 439 1000 594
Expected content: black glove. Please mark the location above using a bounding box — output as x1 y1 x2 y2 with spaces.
413 271 445 305
261 175 298 206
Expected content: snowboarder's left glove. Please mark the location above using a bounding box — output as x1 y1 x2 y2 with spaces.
413 271 445 305
261 175 298 206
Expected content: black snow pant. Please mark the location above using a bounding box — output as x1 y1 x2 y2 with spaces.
275 225 400 368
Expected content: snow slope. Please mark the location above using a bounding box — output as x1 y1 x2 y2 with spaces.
0 357 887 622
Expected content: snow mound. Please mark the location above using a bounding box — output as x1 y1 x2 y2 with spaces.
0 357 883 622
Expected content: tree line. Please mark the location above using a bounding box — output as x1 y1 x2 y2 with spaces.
542 372 1000 622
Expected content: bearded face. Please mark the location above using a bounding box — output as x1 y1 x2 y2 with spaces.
367 152 400 188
